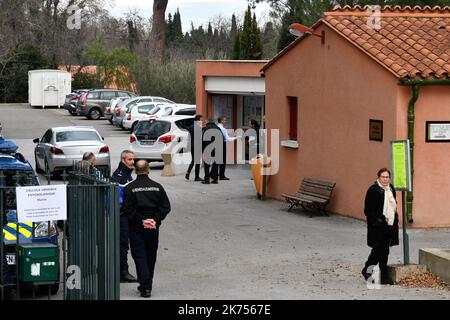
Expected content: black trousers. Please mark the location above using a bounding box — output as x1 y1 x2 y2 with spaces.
204 162 218 181
129 220 159 291
219 141 227 178
120 214 130 275
364 241 390 279
186 162 201 179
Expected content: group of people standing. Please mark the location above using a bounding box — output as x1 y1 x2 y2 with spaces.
185 114 260 184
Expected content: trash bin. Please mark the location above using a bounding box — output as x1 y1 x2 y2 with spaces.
251 154 271 199
18 243 59 282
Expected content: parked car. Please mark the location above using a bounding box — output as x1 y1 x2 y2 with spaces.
112 96 175 128
33 126 111 175
76 89 136 120
104 96 129 124
146 104 196 120
63 89 89 116
122 103 175 132
0 136 59 296
129 115 194 162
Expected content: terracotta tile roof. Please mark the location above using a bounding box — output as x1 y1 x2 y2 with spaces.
262 6 450 81
323 5 450 80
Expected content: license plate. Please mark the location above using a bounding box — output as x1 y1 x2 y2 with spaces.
6 254 15 265
140 140 155 145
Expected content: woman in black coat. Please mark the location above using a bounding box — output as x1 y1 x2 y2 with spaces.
362 168 399 285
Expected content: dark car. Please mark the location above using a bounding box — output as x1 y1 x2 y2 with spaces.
64 89 90 116
76 89 136 120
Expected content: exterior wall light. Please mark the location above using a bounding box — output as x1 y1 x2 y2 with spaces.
289 23 325 44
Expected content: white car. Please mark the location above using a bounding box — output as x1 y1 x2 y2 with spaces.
129 115 194 162
33 126 111 175
112 96 175 128
122 102 174 132
146 104 196 120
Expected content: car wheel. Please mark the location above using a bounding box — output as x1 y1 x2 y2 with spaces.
89 108 101 120
69 110 77 116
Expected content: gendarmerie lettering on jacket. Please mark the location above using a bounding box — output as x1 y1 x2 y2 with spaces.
122 175 171 226
131 187 160 192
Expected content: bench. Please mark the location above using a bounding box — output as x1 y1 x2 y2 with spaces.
282 178 336 217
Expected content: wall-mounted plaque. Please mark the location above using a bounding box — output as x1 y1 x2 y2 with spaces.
426 121 450 142
369 119 383 142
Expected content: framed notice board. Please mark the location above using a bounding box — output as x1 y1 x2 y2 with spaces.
369 119 383 142
426 121 450 142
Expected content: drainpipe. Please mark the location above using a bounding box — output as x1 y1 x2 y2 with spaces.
400 79 450 223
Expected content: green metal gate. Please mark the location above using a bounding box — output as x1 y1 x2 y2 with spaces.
64 171 120 300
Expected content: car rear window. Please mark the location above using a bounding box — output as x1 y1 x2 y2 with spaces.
56 131 101 142
134 121 171 139
101 91 116 100
138 105 156 114
175 118 194 130
147 106 161 115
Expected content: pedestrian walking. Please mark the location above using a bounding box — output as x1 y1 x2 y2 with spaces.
122 160 171 298
362 168 399 285
217 117 238 180
185 114 204 181
248 119 260 157
202 119 222 184
111 150 138 283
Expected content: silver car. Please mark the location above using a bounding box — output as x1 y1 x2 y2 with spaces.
33 126 111 175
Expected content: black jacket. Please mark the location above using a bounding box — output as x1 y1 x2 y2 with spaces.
202 122 223 156
187 123 203 162
364 182 399 248
111 161 133 185
122 175 171 228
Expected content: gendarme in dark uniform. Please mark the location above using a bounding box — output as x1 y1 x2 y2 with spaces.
122 160 171 298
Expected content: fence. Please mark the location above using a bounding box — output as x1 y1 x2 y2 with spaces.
0 168 120 300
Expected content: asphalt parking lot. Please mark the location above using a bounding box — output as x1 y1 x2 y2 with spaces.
1 104 450 300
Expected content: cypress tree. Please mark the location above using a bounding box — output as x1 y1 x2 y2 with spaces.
252 13 262 59
232 31 241 60
173 8 183 40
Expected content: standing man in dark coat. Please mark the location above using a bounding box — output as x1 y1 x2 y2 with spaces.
362 168 399 285
122 160 171 298
185 114 204 181
111 150 137 283
201 119 222 184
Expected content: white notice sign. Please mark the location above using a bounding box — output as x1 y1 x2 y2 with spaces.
16 185 67 223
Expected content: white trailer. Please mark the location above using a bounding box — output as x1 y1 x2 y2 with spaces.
28 69 71 109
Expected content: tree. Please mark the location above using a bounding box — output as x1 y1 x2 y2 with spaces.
173 9 183 40
82 35 138 91
151 0 169 62
252 13 263 59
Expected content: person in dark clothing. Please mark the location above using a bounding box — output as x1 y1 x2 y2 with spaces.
122 160 171 298
185 114 204 181
111 150 137 283
201 119 222 184
249 119 260 156
362 168 399 285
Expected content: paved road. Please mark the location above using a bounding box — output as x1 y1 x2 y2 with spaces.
1 104 449 300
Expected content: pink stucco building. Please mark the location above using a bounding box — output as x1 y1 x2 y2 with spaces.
196 6 450 227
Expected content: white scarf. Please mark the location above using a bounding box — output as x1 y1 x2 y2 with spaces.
377 180 396 226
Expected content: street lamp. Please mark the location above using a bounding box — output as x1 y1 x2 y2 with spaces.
289 23 325 44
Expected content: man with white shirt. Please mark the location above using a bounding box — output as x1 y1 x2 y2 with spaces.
216 117 237 180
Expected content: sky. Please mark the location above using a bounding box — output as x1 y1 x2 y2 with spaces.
110 0 273 32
